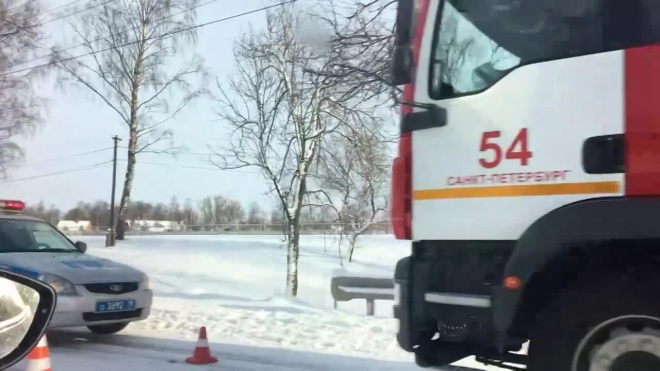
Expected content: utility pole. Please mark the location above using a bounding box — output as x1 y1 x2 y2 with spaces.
106 135 122 247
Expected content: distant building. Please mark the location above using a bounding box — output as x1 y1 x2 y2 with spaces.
57 220 93 232
128 220 183 232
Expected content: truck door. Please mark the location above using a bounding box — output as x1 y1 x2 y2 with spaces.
407 0 627 241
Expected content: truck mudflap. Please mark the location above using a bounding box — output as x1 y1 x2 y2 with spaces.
393 256 415 351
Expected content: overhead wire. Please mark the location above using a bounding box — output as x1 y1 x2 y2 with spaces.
6 0 226 71
0 160 112 183
36 0 112 27
5 0 116 35
1 0 297 77
117 158 259 174
22 146 113 166
8 0 85 18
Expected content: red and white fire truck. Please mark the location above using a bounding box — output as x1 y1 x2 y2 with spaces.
390 0 660 370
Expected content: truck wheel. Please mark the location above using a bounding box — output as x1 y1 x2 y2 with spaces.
528 275 660 371
87 322 130 334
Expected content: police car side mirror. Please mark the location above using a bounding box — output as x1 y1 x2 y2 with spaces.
75 241 87 253
0 269 56 370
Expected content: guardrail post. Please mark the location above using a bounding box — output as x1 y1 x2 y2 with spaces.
366 299 374 316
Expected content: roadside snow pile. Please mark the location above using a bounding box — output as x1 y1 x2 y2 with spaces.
132 297 405 360
76 234 412 361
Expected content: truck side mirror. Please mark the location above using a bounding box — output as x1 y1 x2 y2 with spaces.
392 0 417 85
0 270 56 370
75 241 87 253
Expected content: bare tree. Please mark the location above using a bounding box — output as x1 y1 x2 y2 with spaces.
225 200 245 224
247 202 265 226
311 0 397 105
318 120 389 262
53 0 207 239
183 197 197 227
0 0 44 176
213 5 383 296
24 202 61 226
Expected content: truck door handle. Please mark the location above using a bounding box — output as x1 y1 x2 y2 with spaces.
582 134 624 174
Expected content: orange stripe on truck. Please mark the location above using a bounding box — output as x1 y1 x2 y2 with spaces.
413 181 621 200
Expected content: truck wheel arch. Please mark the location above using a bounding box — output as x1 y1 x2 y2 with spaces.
493 197 660 336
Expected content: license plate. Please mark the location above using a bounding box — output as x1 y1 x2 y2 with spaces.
95 300 136 313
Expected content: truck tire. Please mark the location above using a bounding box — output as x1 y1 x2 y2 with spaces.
528 274 660 371
87 322 130 334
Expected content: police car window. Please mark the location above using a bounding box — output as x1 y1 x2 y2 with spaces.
0 221 75 252
33 230 68 250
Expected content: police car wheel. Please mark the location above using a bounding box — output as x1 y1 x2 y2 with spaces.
87 322 130 334
528 274 660 371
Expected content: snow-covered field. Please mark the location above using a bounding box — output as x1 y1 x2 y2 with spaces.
9 234 498 370
83 234 411 359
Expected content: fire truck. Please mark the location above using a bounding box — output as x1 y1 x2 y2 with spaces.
390 0 660 370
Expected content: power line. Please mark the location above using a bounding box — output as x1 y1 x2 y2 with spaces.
0 161 112 183
22 147 113 166
121 147 216 157
136 148 292 161
2 0 297 77
8 0 84 17
6 0 114 35
6 0 224 70
37 0 112 27
117 159 259 174
35 0 86 17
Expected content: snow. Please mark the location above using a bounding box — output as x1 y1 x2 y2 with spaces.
71 234 410 359
332 268 394 280
8 234 503 370
337 286 394 295
9 329 421 371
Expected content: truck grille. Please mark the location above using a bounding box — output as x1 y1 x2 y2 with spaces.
84 282 139 295
83 309 142 322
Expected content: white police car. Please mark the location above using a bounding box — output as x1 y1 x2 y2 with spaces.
0 200 152 334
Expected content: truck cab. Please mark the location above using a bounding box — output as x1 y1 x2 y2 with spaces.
391 1 660 370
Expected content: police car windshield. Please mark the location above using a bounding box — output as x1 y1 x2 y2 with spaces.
0 220 78 253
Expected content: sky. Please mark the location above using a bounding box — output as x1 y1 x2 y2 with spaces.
0 0 294 211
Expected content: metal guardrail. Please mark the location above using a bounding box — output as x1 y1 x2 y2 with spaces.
60 222 393 236
330 275 394 316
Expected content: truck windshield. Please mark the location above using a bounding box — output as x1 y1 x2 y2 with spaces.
0 220 78 253
430 0 660 99
430 0 521 98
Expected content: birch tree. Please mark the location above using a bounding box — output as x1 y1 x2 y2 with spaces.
53 0 206 239
213 5 381 296
0 0 44 176
318 120 389 262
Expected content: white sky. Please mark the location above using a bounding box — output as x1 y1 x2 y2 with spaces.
0 0 284 211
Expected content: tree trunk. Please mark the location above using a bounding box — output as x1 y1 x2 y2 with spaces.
348 221 372 262
348 234 358 262
116 128 138 240
285 220 300 296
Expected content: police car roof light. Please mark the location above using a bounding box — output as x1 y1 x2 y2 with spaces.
0 200 25 211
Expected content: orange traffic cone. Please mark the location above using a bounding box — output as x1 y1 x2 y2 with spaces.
185 327 218 365
25 335 51 371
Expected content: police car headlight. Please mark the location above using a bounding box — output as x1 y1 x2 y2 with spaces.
142 274 152 290
40 274 76 295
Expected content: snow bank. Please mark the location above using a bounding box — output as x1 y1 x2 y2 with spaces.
73 234 412 361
